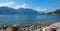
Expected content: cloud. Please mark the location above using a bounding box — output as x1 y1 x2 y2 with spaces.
0 1 30 9
34 7 48 13
34 7 41 11
0 1 49 12
41 9 48 13
0 1 15 7
14 3 30 9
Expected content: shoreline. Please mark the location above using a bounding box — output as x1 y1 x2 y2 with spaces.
0 22 60 31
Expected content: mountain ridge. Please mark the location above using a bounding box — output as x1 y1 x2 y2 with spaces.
0 7 40 15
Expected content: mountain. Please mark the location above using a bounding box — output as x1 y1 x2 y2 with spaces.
47 9 60 14
17 8 40 15
54 9 60 14
0 7 40 15
0 7 18 15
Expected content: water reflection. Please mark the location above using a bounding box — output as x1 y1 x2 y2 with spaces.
0 14 60 25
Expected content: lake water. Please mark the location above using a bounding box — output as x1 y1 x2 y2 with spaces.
0 14 60 25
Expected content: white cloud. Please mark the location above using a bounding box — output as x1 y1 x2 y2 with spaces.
0 1 49 12
41 9 48 12
34 7 41 11
0 1 30 9
0 1 15 7
34 7 48 13
14 3 30 9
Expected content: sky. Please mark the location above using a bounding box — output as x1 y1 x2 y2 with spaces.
0 0 60 13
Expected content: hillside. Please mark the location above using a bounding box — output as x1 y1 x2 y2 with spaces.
48 9 60 14
0 7 40 15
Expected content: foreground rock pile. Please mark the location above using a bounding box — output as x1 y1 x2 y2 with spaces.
0 22 60 31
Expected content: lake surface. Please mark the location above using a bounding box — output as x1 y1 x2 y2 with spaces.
0 14 60 25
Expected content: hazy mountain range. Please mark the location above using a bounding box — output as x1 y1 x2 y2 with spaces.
0 7 40 15
0 6 60 15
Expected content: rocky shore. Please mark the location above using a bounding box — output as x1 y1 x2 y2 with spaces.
0 22 60 31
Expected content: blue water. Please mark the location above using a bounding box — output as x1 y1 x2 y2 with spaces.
0 14 60 25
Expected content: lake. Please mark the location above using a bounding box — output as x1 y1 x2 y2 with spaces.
0 14 60 25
